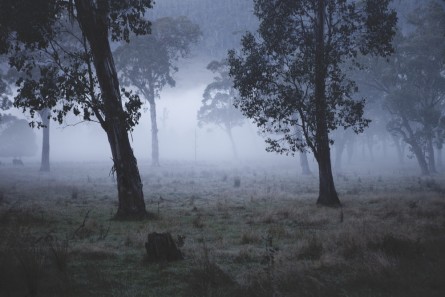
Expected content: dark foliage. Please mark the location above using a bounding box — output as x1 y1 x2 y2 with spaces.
228 0 396 205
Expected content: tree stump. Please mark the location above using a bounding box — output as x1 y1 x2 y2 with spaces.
12 158 24 166
145 232 183 262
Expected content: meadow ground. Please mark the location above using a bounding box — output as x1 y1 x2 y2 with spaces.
0 160 444 297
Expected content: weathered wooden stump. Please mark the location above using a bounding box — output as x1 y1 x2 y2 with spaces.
145 232 183 262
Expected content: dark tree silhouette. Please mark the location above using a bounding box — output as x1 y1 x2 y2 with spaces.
38 108 51 172
0 0 154 219
229 0 396 206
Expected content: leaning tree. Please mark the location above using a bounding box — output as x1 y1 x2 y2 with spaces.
114 16 201 167
0 0 154 219
228 0 396 206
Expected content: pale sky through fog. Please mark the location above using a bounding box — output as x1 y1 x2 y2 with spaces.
8 58 274 164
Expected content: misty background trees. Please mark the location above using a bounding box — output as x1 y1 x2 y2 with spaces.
1 2 445 296
0 0 444 211
114 16 201 167
359 1 445 176
197 60 245 159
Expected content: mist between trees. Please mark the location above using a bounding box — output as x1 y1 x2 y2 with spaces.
0 1 445 297
0 0 444 212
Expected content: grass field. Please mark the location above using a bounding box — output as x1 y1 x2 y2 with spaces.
0 160 444 297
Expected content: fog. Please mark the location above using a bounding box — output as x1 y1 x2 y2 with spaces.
1 54 433 173
0 0 443 175
1 2 445 296
6 59 274 165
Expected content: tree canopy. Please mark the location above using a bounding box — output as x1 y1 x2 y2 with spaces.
114 16 201 103
198 60 245 158
198 60 244 130
0 0 155 219
2 0 153 131
228 0 397 206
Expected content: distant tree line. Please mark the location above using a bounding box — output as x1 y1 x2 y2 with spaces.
358 0 445 175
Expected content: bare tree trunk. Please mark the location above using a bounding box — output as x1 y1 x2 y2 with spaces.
436 146 443 170
299 151 312 175
381 135 388 158
391 134 404 165
148 97 160 167
426 137 437 173
400 117 430 175
292 117 311 175
410 141 430 175
334 134 346 172
366 134 375 161
39 109 50 172
225 126 238 159
75 0 146 219
346 137 354 163
316 150 339 206
314 0 340 207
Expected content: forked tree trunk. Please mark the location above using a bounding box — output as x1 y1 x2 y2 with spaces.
410 140 430 175
39 108 50 172
401 117 430 175
148 97 160 167
314 0 340 207
300 151 312 175
75 0 146 219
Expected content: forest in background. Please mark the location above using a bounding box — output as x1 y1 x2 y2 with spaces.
0 1 444 296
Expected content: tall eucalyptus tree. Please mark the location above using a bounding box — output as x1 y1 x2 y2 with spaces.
229 0 396 206
0 0 154 219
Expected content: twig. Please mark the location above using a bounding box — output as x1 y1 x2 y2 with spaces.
72 210 91 239
98 220 111 240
